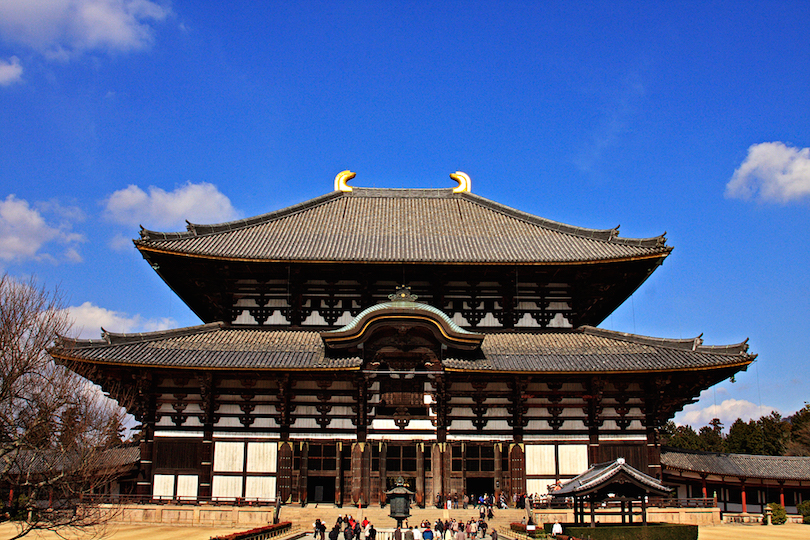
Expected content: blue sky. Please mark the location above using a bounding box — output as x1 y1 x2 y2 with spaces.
1 1 809 430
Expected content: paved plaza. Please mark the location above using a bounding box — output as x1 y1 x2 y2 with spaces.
2 522 809 540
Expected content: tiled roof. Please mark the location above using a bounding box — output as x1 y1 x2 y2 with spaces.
554 458 672 497
135 188 671 264
53 324 752 373
444 326 753 373
54 323 362 370
661 448 810 481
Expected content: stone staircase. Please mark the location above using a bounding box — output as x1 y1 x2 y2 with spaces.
277 505 529 534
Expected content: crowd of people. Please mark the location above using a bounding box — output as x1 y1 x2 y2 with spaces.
313 515 500 540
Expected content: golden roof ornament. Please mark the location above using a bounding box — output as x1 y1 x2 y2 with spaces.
335 170 356 192
450 171 471 193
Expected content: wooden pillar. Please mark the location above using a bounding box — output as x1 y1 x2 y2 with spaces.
380 443 387 505
198 373 215 501
642 496 647 525
135 375 156 499
779 481 785 508
494 443 503 500
741 479 747 513
621 499 626 523
590 493 596 527
335 442 343 506
416 443 425 507
299 442 308 506
349 442 370 506
701 475 708 498
628 499 633 523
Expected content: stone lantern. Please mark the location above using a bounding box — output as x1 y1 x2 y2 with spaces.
385 477 415 527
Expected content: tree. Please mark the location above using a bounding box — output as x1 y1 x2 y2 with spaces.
661 421 703 451
786 404 810 456
0 274 129 539
725 418 764 454
698 418 725 452
758 411 790 456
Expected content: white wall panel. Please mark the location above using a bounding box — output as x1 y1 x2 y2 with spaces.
212 476 243 499
246 442 277 473
176 474 199 500
526 478 547 496
525 445 556 476
213 441 245 473
245 477 277 500
153 474 175 499
558 445 589 475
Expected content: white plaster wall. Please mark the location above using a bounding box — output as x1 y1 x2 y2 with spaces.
176 474 199 500
525 444 555 476
213 441 245 473
212 476 243 499
153 474 175 499
246 442 277 473
245 477 277 500
558 445 589 475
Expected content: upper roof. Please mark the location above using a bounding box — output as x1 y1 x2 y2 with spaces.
135 187 671 265
52 323 753 374
661 447 810 481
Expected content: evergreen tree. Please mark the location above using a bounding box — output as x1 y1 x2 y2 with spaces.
726 418 764 454
758 411 789 456
698 418 725 452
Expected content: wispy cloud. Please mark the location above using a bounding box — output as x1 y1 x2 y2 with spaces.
0 0 171 61
0 56 23 85
726 142 810 203
675 398 778 429
0 194 85 263
103 182 240 229
574 73 646 174
64 301 175 338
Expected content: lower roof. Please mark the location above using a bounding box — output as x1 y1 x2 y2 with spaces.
52 323 754 374
661 447 810 482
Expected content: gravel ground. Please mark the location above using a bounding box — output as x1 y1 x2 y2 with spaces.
1 522 809 540
0 522 245 539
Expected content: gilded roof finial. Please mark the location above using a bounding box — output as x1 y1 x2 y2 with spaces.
335 170 356 192
450 171 471 193
389 285 418 302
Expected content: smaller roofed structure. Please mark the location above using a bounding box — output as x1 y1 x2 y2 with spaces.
553 458 672 526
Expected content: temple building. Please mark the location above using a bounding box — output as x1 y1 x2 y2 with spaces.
53 171 755 507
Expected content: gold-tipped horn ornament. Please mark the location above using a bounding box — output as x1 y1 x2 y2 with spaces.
450 171 471 193
335 170 356 192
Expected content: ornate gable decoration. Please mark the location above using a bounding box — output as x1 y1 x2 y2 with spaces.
320 286 484 352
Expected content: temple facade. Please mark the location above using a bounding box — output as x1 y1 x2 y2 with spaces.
53 172 755 507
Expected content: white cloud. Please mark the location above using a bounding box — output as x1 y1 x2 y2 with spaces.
104 182 240 229
0 56 23 85
0 194 85 263
726 142 810 203
675 398 777 429
65 301 175 338
0 0 171 59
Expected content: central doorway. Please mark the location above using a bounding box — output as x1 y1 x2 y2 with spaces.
307 476 336 503
466 477 495 501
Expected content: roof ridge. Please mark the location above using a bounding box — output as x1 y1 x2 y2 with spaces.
137 191 345 241
58 321 225 348
582 326 751 355
135 186 671 250
662 447 810 461
459 192 669 248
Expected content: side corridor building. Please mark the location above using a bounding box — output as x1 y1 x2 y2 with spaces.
53 172 755 507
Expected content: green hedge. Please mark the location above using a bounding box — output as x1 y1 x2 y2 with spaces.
540 523 697 540
510 523 547 538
